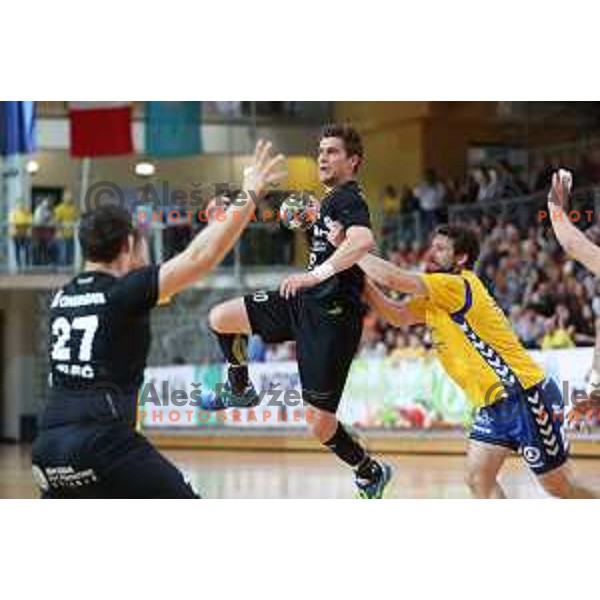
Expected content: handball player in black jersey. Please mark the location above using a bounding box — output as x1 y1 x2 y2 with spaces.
31 140 286 498
207 124 392 498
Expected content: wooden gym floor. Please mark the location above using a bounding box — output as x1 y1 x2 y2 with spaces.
2 444 599 499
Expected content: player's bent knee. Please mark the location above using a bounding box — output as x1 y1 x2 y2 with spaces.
208 299 250 334
208 302 239 334
208 304 227 332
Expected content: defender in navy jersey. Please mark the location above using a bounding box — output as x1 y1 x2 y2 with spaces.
31 140 286 498
207 125 392 499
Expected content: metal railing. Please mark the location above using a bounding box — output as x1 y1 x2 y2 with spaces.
380 186 600 252
0 220 299 280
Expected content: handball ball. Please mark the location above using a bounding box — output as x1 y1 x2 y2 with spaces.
279 194 318 231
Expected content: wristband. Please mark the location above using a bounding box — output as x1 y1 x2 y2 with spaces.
312 262 336 282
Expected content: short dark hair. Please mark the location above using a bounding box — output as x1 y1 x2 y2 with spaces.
320 123 364 171
79 205 134 263
434 224 480 270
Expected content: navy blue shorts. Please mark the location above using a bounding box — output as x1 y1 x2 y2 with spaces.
31 422 199 499
243 290 363 413
469 378 569 475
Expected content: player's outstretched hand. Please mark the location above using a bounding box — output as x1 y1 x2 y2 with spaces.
326 220 345 247
243 140 287 196
548 168 573 210
279 272 320 299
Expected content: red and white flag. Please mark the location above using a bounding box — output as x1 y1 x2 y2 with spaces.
69 102 133 157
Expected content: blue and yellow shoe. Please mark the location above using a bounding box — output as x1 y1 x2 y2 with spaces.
355 462 393 499
200 382 261 411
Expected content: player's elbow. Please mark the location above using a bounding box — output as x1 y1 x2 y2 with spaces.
347 227 376 255
360 231 376 254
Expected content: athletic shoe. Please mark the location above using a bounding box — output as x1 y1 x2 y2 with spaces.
355 462 393 499
200 382 261 411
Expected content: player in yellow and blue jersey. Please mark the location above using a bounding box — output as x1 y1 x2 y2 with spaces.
328 222 596 498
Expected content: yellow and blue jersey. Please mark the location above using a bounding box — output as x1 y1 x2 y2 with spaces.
406 270 544 408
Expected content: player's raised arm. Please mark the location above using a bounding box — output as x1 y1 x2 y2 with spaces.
359 253 427 295
159 140 286 298
323 220 426 295
548 168 600 275
362 278 424 327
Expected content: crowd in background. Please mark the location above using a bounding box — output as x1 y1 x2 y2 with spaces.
380 148 600 229
9 194 78 269
363 151 600 358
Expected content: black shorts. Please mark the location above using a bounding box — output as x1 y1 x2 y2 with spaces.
244 290 364 413
31 422 199 499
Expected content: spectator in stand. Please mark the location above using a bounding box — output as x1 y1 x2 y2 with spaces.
457 174 480 204
495 160 515 197
9 200 32 270
53 192 79 267
380 185 400 241
414 168 445 237
540 315 575 350
513 306 544 349
475 167 497 201
496 159 530 197
399 185 419 214
32 198 56 266
444 177 468 205
380 185 399 221
163 206 193 261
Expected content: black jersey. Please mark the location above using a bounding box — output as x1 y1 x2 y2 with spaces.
48 266 160 394
306 180 372 304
